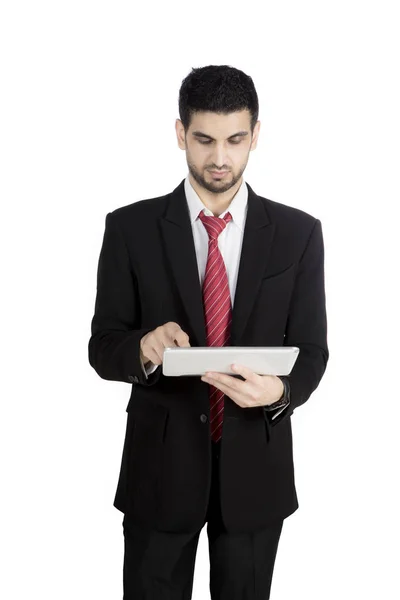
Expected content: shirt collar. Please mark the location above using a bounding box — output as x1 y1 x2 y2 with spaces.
184 173 248 232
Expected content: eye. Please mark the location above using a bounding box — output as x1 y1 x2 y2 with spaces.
198 139 241 145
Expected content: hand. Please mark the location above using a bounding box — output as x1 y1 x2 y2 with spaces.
201 363 284 409
140 321 191 366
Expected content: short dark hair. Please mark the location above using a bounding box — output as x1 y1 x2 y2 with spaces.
178 65 259 135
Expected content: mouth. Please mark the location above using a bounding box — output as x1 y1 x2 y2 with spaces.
209 170 229 176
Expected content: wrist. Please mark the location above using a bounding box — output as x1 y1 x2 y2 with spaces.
140 348 150 366
264 376 290 411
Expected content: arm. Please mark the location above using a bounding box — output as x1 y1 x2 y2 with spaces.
88 211 162 387
264 218 329 428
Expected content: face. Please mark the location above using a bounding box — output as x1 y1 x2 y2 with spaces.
176 109 260 194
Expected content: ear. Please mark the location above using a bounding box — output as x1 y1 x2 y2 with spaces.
250 120 261 151
175 119 186 150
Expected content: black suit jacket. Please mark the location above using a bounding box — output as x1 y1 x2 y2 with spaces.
88 178 329 534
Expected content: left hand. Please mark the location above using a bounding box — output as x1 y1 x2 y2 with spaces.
201 363 284 408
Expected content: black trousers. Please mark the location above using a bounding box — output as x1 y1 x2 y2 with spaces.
122 441 284 599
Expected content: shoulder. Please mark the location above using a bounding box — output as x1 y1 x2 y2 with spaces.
260 194 319 229
105 192 170 238
250 188 325 255
110 192 169 222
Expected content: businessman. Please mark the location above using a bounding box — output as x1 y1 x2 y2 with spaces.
88 65 329 599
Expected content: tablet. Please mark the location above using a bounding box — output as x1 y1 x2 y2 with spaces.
162 346 299 377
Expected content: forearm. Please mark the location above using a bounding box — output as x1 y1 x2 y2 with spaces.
89 327 157 384
88 211 161 387
265 218 329 427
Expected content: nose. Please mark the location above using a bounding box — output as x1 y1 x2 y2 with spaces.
211 145 228 171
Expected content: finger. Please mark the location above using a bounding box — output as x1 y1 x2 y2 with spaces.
201 377 247 408
231 363 259 381
202 371 245 394
144 344 163 365
173 332 190 347
171 325 191 347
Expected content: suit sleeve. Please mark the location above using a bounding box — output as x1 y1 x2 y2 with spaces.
88 211 162 387
266 218 329 428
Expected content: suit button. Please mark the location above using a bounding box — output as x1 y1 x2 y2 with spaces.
128 375 139 383
200 414 208 423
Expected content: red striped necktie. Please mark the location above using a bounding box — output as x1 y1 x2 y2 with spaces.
198 209 233 443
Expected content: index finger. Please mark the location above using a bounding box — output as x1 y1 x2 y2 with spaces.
171 325 190 347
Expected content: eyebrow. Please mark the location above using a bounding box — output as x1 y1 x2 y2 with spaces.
191 130 249 141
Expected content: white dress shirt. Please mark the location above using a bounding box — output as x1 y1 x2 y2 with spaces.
139 173 286 418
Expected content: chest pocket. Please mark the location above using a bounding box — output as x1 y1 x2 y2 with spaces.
261 262 296 283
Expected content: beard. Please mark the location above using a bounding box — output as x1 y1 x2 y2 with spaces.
186 157 248 194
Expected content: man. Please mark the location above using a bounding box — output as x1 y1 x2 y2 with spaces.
88 65 329 599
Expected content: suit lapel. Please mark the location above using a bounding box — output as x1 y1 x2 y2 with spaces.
159 179 276 347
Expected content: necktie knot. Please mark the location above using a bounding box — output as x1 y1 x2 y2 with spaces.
198 210 232 241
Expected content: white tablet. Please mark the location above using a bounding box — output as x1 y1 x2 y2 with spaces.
162 346 299 377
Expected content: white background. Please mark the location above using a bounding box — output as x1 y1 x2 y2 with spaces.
1 1 399 598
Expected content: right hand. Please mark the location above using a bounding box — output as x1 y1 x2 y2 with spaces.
140 321 191 366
